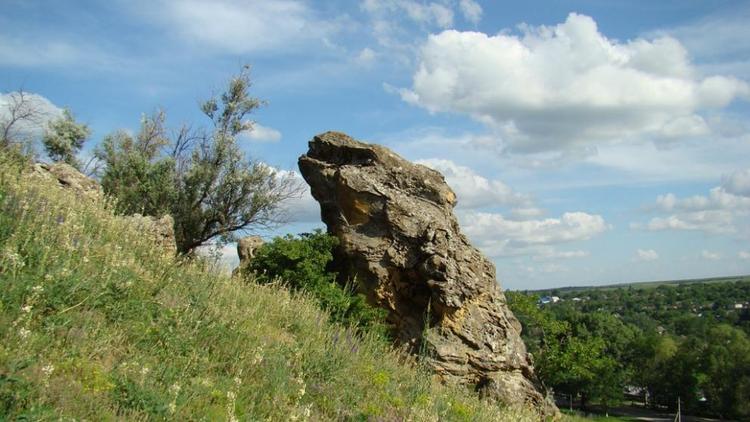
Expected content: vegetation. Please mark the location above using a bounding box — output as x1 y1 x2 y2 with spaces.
96 66 299 254
508 278 750 420
0 150 539 420
42 109 90 169
246 230 389 337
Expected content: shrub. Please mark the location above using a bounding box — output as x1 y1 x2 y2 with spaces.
247 230 389 337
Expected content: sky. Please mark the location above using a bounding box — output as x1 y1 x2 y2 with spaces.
2 0 749 290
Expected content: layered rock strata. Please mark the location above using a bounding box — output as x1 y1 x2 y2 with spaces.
298 131 557 415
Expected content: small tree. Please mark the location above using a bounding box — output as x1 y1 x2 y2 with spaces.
42 109 90 168
1 90 55 150
97 66 300 254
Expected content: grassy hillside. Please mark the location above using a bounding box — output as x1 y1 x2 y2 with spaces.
0 152 540 421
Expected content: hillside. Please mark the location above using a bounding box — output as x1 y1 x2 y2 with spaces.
527 275 750 294
0 152 539 420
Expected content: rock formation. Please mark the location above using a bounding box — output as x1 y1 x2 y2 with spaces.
233 235 264 276
125 214 177 255
31 162 102 200
298 132 557 415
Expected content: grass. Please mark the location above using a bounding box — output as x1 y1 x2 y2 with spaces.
0 151 544 420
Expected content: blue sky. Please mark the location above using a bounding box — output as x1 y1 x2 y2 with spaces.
2 0 750 290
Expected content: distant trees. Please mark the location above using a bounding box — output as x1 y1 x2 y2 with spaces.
97 66 300 254
508 280 750 420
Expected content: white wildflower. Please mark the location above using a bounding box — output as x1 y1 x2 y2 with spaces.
41 364 55 377
32 284 44 293
18 327 31 339
21 305 32 313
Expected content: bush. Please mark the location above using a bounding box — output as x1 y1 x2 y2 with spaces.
247 230 389 337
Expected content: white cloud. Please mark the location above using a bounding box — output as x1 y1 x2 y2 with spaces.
701 250 721 261
362 0 454 28
416 158 532 210
355 47 377 66
273 169 321 223
458 0 482 24
739 251 750 260
636 249 659 261
0 91 64 143
637 170 750 238
722 169 750 197
133 0 341 54
460 210 608 257
401 13 749 154
241 123 282 143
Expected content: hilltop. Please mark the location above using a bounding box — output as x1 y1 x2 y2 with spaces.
0 152 541 420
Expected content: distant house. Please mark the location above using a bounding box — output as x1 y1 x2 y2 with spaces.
539 296 561 305
735 303 744 310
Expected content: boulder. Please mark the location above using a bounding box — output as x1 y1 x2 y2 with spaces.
298 132 557 416
31 162 102 200
125 214 177 256
237 235 264 264
233 235 264 277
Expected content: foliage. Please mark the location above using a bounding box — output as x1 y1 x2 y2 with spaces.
247 230 389 337
508 281 750 420
0 150 540 421
41 109 90 168
96 67 299 254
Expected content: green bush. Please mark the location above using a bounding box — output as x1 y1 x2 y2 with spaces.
248 230 389 338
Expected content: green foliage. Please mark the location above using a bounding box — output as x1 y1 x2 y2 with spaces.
509 282 750 419
248 230 389 337
41 109 90 168
96 67 298 254
0 150 539 420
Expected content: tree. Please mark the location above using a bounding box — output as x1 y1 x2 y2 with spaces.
1 90 55 150
42 109 90 168
97 66 300 254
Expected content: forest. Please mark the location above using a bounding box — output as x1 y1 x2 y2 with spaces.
507 277 750 420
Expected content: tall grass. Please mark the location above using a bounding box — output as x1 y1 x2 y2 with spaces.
0 152 542 421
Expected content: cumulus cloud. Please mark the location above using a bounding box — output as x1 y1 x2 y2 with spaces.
400 13 749 154
0 91 64 143
273 169 320 223
241 123 282 143
416 158 532 210
635 170 750 237
701 250 721 260
460 210 608 257
722 169 750 197
636 249 659 261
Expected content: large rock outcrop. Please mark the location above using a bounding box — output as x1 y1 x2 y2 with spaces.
299 132 557 415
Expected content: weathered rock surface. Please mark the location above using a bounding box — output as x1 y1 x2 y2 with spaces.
298 132 557 415
31 162 177 255
125 214 177 255
233 235 264 276
31 162 102 200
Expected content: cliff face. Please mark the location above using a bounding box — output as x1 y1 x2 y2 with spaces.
298 132 557 414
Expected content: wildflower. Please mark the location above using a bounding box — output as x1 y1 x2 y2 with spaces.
44 274 53 281
233 376 242 386
170 383 181 395
32 284 44 293
18 327 31 339
21 305 32 313
41 364 55 377
140 366 150 376
168 402 177 414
